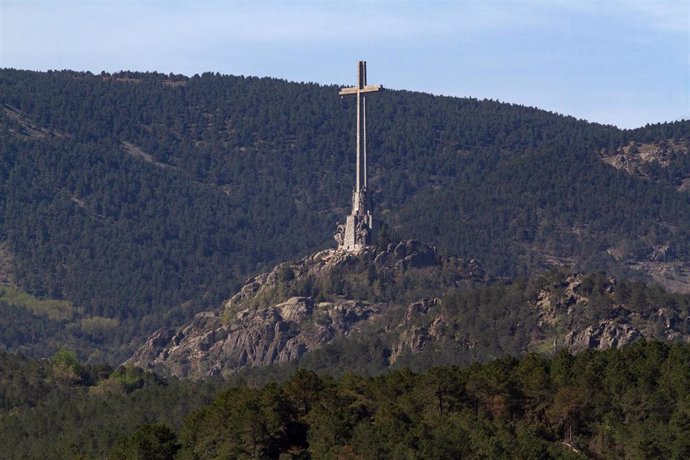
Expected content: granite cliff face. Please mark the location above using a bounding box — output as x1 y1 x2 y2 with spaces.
128 241 461 377
534 273 689 352
128 243 690 379
600 140 690 189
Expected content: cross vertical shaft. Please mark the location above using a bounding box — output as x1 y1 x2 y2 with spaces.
335 61 383 252
356 60 366 194
339 61 382 212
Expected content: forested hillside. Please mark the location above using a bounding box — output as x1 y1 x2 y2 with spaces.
1 69 690 362
0 342 688 458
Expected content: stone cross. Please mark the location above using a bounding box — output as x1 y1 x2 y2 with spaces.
339 61 382 209
335 61 383 251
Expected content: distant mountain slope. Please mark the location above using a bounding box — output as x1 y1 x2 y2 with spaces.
1 69 689 362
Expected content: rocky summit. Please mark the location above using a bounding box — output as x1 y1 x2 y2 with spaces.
128 241 690 379
127 240 482 377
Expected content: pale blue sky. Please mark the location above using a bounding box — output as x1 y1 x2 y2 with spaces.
1 0 688 129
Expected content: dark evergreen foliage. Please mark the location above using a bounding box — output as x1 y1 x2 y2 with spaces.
1 69 690 362
0 342 688 458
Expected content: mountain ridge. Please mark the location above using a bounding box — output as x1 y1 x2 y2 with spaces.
1 69 690 363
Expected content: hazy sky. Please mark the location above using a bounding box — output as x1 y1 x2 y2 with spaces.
1 0 688 129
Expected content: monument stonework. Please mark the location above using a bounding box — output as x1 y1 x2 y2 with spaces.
334 61 383 252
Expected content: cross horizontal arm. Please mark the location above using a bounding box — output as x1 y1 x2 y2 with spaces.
338 85 383 96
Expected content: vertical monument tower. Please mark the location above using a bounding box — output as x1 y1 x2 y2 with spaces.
334 61 383 252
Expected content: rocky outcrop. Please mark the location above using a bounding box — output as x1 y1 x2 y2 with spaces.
390 298 442 363
564 322 641 352
374 240 437 271
600 140 689 180
533 272 690 354
128 241 454 378
128 296 383 378
535 274 594 327
129 244 690 379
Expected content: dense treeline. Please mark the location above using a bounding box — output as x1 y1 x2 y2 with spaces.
179 342 690 459
0 349 225 459
0 341 688 458
1 69 690 362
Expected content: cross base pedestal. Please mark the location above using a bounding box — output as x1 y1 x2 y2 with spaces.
335 212 374 252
